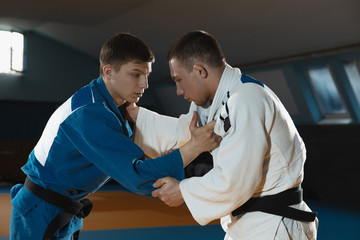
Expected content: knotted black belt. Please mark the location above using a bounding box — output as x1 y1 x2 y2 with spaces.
24 177 93 240
232 186 317 222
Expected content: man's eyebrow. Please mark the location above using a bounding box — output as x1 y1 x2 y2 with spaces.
132 68 144 73
132 68 151 74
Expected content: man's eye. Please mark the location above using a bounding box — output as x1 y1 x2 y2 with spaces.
133 73 141 77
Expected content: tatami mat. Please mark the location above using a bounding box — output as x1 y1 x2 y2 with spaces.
1 186 359 239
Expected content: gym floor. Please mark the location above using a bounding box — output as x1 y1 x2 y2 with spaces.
1 185 359 240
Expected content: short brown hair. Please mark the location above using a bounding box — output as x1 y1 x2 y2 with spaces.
167 30 225 71
99 33 155 75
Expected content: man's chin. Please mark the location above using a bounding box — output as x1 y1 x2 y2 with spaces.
127 98 140 104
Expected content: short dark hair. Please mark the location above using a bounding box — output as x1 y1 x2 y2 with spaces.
167 30 225 71
99 33 155 75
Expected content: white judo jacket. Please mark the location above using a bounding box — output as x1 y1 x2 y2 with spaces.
134 64 318 239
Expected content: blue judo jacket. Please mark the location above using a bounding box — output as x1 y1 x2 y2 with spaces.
10 77 184 239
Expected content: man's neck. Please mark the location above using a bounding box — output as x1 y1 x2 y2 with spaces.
209 64 226 101
101 76 125 107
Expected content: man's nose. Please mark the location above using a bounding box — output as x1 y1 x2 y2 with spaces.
140 77 149 89
176 87 184 96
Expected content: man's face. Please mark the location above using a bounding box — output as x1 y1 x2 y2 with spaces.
105 61 151 106
169 58 210 106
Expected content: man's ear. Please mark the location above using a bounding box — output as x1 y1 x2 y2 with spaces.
103 65 112 79
193 64 208 79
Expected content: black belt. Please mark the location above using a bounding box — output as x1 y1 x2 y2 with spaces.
232 186 317 222
24 177 93 240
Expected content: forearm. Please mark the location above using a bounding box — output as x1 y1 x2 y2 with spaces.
179 139 202 167
134 107 191 157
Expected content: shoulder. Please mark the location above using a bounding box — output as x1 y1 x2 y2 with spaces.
240 74 265 88
66 90 112 126
70 83 110 116
230 74 274 100
226 76 274 115
71 85 95 112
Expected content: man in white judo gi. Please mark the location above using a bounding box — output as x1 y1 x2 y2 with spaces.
128 30 318 239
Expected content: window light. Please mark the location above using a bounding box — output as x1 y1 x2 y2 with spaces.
0 30 24 74
307 65 348 116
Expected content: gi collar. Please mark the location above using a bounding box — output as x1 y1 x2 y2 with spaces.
206 63 241 123
93 76 131 137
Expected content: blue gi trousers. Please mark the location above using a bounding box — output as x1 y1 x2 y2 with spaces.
10 184 82 240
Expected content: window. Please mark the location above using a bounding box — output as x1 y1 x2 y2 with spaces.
0 30 24 74
307 65 350 121
343 59 360 106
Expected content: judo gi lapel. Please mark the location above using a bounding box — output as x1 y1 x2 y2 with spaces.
94 77 131 137
205 63 242 123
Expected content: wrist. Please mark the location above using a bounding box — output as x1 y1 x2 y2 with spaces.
126 104 139 122
133 106 139 122
179 140 201 167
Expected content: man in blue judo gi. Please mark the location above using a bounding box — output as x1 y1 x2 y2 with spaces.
9 33 221 240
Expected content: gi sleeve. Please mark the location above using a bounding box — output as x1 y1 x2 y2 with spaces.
134 104 197 158
179 86 272 225
60 104 184 195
